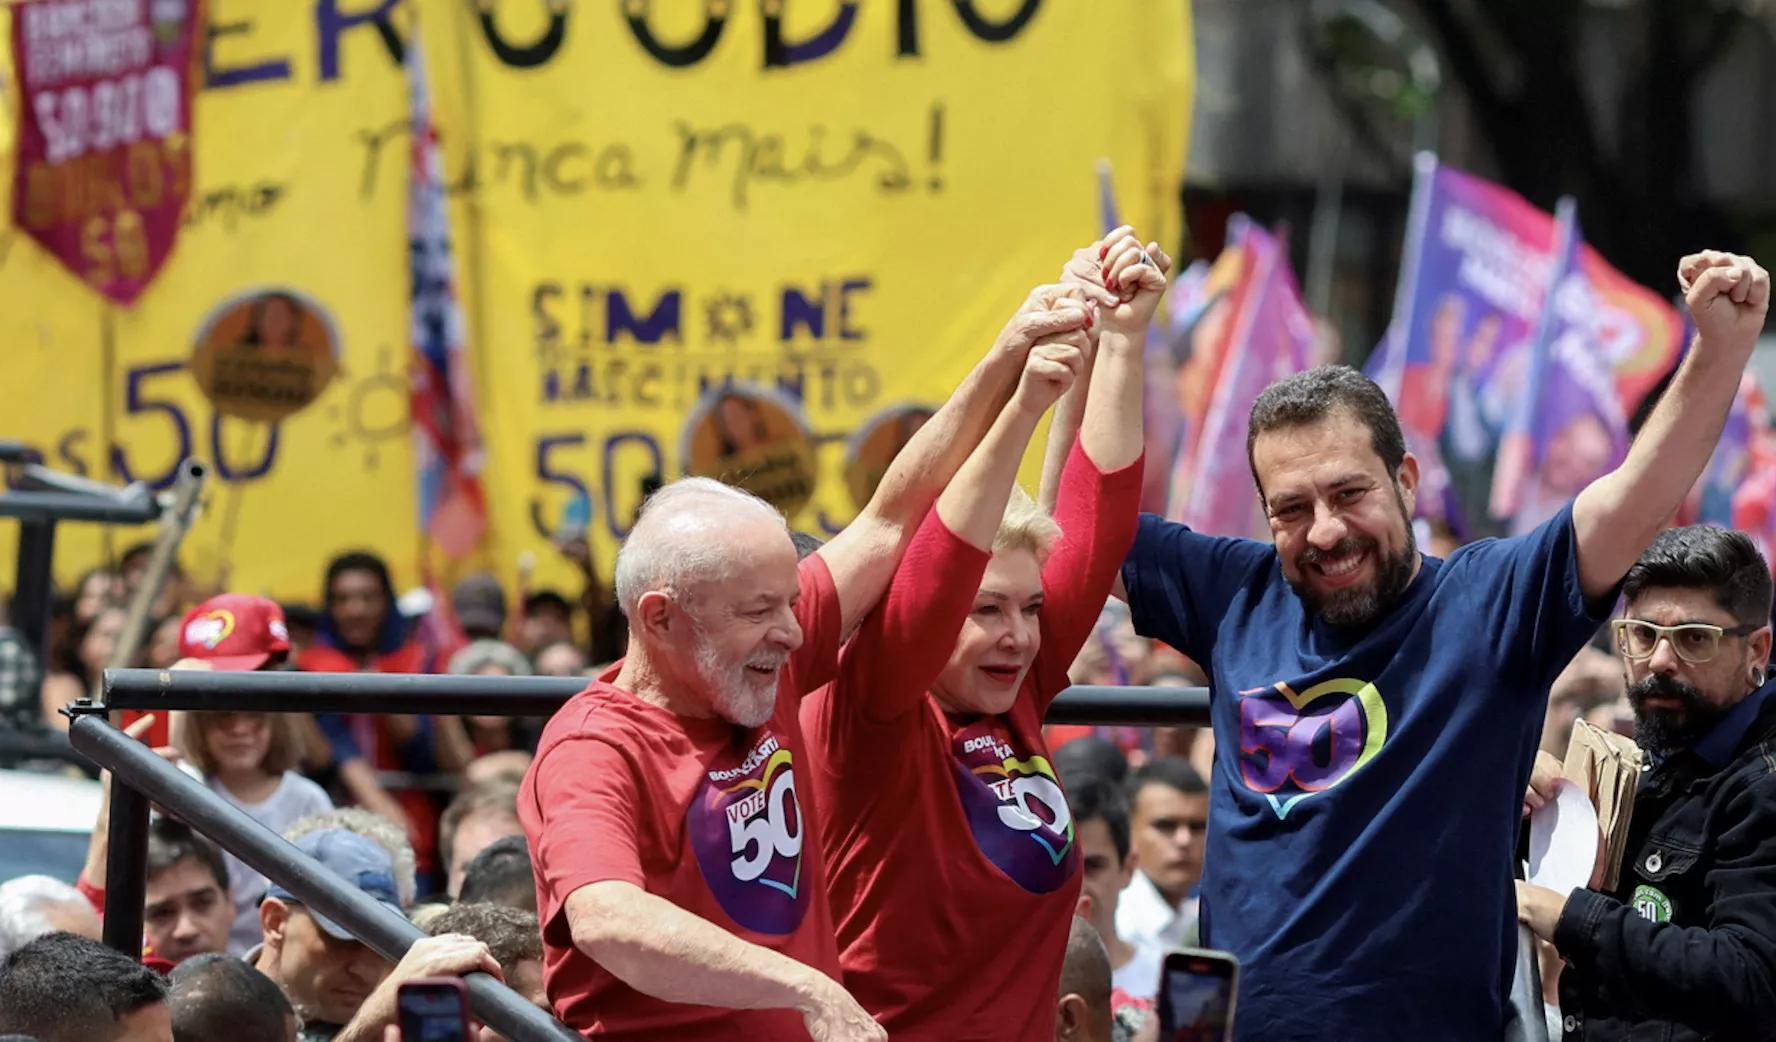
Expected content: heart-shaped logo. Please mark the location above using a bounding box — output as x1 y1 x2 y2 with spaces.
687 736 810 934
950 724 1077 894
1237 678 1388 819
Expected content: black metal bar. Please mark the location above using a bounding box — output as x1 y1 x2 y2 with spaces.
101 669 1214 726
0 728 85 767
0 489 159 524
67 715 579 1042
102 775 149 958
1044 684 1211 726
13 519 55 708
102 668 586 715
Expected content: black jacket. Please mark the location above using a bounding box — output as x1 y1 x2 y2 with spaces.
1554 685 1776 1041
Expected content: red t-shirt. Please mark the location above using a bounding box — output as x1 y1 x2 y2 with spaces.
520 554 844 1041
800 440 1142 1040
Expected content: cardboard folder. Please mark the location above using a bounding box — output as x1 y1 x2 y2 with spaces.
1562 719 1643 892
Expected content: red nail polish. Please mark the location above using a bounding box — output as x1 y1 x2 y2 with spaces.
1099 244 1110 261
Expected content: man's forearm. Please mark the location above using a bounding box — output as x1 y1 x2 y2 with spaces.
567 881 828 1015
1610 341 1748 511
1573 340 1754 597
333 1006 391 1042
1556 889 1776 1029
819 295 1089 633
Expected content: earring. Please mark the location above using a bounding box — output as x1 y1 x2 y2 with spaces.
1755 667 1768 688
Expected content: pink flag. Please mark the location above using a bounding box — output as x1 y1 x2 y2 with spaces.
1175 218 1315 536
1730 379 1776 573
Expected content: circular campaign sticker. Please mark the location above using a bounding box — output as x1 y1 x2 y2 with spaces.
681 385 818 517
842 403 934 509
189 288 340 422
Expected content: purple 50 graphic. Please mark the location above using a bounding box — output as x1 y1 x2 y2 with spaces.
688 740 810 936
1238 678 1389 820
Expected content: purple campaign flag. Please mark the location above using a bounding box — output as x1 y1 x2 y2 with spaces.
1178 217 1315 537
1377 154 1562 538
1490 200 1630 534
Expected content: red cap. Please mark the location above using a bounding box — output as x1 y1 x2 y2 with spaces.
177 594 290 671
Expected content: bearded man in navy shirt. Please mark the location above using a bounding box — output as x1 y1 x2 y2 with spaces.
1112 250 1769 1040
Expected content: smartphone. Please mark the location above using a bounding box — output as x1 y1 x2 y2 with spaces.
397 978 473 1042
1156 948 1239 1042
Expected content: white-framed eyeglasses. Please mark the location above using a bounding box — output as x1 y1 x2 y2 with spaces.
1611 618 1762 664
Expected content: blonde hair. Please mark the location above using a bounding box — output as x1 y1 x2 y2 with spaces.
172 710 303 777
993 486 1063 562
284 808 418 906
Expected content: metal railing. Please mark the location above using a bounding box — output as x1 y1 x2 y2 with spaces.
66 709 579 1042
0 455 188 726
78 667 1211 1042
98 667 1212 725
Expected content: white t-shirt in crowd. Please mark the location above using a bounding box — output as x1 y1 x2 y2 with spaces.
207 770 334 954
1116 868 1198 952
1112 937 1167 1001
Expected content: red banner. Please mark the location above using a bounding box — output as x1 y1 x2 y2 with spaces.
11 0 200 305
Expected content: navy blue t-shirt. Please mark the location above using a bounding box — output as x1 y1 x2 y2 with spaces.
1121 504 1611 1042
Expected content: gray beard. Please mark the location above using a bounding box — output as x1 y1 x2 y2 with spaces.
691 627 775 728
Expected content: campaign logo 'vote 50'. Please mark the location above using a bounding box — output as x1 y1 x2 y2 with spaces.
950 724 1076 894
688 733 808 935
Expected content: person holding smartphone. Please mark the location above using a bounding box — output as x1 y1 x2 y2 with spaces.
799 230 1165 1039
1107 251 1769 1041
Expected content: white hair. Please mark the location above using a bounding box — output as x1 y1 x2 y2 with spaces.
284 808 418 906
613 477 788 618
447 639 532 677
0 875 95 961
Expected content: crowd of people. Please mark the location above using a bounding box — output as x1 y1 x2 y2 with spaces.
0 236 1771 1042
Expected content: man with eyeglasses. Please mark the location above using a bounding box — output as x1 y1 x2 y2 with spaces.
1516 525 1776 1041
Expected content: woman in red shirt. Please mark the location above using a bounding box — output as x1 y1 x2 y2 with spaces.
801 230 1169 1040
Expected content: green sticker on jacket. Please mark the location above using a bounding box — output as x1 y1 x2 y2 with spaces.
1632 884 1672 923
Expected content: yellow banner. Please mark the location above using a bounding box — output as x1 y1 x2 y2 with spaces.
1 0 417 601
2 0 1190 603
426 0 1192 584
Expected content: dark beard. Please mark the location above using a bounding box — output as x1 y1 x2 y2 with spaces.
1628 673 1728 757
1289 538 1418 627
1287 489 1420 628
1285 486 1420 628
